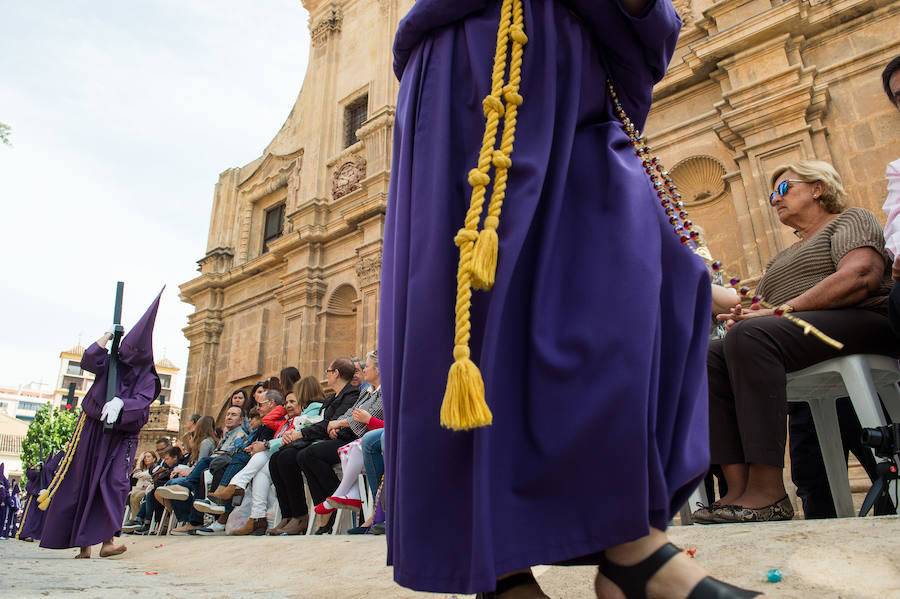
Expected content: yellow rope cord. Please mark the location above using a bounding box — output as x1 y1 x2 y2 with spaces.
471 0 528 290
14 495 34 539
38 412 86 511
442 0 526 430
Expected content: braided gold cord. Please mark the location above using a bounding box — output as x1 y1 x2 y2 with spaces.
38 412 86 511
442 0 527 430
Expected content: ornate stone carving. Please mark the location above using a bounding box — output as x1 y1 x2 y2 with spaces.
332 155 367 200
670 155 726 206
355 256 382 286
311 9 342 46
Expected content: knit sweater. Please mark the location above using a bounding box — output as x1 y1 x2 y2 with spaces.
756 207 893 312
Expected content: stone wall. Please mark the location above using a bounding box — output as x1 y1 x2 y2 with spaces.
181 0 900 425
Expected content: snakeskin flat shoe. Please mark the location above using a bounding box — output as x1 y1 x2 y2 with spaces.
714 495 794 523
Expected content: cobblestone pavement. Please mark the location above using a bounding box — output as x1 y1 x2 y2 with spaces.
1 516 899 598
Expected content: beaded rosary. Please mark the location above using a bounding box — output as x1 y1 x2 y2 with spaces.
606 80 843 352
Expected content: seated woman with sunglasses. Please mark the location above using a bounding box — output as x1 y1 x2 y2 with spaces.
696 160 900 524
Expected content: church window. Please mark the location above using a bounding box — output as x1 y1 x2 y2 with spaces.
262 203 285 253
66 361 82 375
343 95 368 148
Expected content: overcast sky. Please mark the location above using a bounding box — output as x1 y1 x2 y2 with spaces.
0 1 311 405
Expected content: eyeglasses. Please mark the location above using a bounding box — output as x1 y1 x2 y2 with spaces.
769 179 804 206
326 368 337 374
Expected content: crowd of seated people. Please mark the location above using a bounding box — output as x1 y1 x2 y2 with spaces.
120 356 388 537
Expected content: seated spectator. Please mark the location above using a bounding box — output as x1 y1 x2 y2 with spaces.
697 160 900 524
237 384 262 432
313 350 383 529
127 451 157 518
193 403 277 523
350 357 370 391
155 407 245 533
205 389 306 536
123 446 183 534
190 415 219 466
267 360 360 535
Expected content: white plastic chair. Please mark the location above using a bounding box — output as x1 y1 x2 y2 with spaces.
785 354 900 517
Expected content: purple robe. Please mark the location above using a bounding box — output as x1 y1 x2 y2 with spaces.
0 465 9 538
40 291 162 550
16 451 64 541
379 0 711 592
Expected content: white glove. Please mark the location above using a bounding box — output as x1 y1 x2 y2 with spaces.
101 397 124 424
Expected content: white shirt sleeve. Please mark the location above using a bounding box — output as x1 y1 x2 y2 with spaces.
882 158 900 260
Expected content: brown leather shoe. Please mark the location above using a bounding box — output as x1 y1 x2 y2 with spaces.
251 518 268 536
715 495 794 523
208 484 235 505
231 516 256 536
266 517 292 535
278 515 308 536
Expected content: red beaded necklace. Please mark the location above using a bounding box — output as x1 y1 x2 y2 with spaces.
607 80 842 349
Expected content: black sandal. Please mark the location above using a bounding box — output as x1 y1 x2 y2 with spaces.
475 571 541 599
597 542 761 598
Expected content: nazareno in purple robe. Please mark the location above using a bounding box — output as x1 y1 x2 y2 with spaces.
40 290 162 550
379 0 712 593
16 451 64 541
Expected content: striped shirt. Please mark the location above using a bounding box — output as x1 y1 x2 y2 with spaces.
756 207 893 313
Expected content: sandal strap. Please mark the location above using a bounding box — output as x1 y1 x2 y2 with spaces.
476 571 539 598
688 577 762 599
597 542 682 599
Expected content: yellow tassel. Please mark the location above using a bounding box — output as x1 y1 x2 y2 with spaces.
441 346 492 430
471 227 499 290
37 492 50 512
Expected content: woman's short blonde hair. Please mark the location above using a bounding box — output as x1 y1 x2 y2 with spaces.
769 160 847 214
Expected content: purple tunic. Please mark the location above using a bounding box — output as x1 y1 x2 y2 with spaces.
16 451 64 541
40 291 162 550
379 0 711 592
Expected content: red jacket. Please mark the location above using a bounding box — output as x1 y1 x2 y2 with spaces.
262 405 286 432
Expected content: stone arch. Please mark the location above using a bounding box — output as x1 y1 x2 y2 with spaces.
670 155 726 206
323 284 359 365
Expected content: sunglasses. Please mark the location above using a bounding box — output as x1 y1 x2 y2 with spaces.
769 179 804 206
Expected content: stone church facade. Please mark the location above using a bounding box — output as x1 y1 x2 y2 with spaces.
180 0 900 425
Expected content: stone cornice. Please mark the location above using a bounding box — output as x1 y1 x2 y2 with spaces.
355 108 394 140
180 248 283 300
655 0 887 99
238 150 302 204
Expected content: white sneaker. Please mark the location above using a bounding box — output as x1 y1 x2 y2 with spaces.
155 485 190 501
195 521 226 535
193 499 226 515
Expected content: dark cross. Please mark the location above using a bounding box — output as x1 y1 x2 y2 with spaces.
104 281 125 433
62 382 77 411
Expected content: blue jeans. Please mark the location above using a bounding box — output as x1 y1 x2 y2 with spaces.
361 429 384 498
167 456 213 524
219 451 250 486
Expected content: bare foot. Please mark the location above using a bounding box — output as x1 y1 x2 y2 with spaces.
75 546 91 559
99 542 127 557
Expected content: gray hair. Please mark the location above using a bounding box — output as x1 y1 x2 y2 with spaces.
266 389 284 406
365 350 379 372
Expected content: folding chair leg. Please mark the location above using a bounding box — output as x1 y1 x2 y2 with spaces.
806 398 855 517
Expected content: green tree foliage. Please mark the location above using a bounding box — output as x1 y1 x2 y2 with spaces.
20 404 80 483
0 121 10 146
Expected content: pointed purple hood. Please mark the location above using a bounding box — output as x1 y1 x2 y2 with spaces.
118 287 164 402
0 463 7 489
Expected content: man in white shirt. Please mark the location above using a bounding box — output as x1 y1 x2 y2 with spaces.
881 55 900 333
